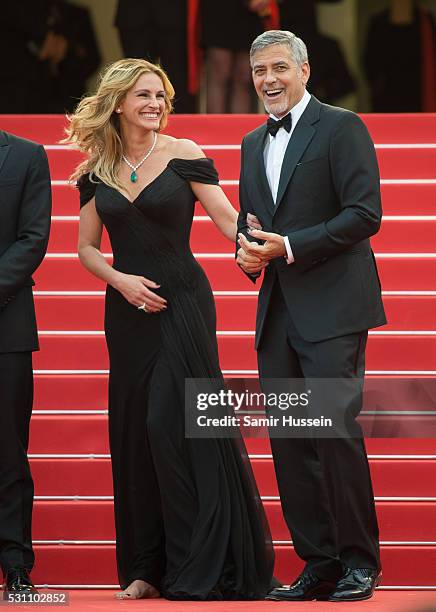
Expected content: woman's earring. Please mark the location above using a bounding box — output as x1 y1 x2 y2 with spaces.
116 108 121 113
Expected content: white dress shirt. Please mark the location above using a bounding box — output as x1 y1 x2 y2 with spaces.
263 89 311 263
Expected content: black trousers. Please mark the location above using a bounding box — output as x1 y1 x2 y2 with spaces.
117 2 196 114
0 352 35 574
257 281 380 582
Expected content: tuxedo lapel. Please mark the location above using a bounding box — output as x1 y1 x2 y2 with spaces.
274 96 321 215
0 131 11 176
252 124 275 216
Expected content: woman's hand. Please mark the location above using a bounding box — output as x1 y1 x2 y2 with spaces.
113 273 167 313
247 213 262 231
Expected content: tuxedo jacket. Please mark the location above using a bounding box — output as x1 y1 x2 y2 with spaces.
0 131 51 353
237 95 386 348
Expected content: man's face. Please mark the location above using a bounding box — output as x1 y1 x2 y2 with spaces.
251 44 310 118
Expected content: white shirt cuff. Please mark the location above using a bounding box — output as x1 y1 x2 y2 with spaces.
283 236 294 264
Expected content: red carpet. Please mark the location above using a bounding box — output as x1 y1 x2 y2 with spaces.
0 112 435 591
14 590 436 612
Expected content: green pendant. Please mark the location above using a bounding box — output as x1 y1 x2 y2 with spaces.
130 170 138 183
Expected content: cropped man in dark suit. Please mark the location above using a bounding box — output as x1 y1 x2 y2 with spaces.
0 131 51 598
236 31 386 602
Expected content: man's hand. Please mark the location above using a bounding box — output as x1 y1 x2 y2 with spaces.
238 230 286 263
248 0 270 15
236 246 268 275
39 31 68 66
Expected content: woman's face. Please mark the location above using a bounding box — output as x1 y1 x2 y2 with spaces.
118 72 167 132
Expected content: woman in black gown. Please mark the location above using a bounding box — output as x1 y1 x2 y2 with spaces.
64 58 273 600
200 0 266 112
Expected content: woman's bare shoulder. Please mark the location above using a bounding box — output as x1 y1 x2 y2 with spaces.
169 137 206 160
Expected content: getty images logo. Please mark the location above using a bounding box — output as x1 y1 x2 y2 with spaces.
196 389 310 411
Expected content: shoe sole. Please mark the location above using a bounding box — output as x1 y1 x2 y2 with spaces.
327 593 375 602
266 597 323 601
266 589 336 602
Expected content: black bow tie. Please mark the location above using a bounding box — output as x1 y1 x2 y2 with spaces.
266 113 292 137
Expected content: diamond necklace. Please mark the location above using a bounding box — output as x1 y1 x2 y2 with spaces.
122 131 157 183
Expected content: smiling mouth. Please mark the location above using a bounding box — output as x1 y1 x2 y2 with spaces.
264 89 284 99
140 113 159 119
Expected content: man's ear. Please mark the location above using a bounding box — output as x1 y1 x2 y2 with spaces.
301 61 310 86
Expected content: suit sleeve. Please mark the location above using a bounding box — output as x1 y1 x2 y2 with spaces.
236 137 261 284
286 112 382 265
0 145 52 302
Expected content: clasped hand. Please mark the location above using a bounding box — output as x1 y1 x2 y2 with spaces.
237 230 286 275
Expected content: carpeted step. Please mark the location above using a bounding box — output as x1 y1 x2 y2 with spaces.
32 256 436 292
27 544 436 586
33 375 436 413
2 113 436 144
31 500 436 542
30 390 436 453
31 375 436 454
32 334 436 371
51 182 436 216
44 145 436 181
29 457 436 498
28 412 436 455
46 217 436 254
33 294 436 332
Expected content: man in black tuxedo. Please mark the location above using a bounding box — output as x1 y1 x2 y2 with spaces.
0 131 51 598
236 31 386 602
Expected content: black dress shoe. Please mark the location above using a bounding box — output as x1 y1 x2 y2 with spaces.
328 568 381 601
266 570 336 601
3 567 37 601
270 575 283 589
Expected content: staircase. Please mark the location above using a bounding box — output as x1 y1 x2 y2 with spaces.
1 113 435 589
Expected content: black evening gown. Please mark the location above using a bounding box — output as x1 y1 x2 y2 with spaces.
78 158 274 600
200 0 264 52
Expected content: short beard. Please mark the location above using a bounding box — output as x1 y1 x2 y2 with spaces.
264 99 290 118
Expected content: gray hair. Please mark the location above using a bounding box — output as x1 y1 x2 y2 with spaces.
250 30 308 67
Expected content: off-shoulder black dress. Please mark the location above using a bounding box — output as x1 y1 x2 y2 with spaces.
78 158 273 600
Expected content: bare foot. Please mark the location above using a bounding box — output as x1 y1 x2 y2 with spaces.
115 579 160 599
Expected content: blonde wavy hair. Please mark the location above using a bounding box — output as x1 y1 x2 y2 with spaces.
63 58 175 190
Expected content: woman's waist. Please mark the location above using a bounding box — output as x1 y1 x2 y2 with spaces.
111 246 195 268
112 251 204 288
